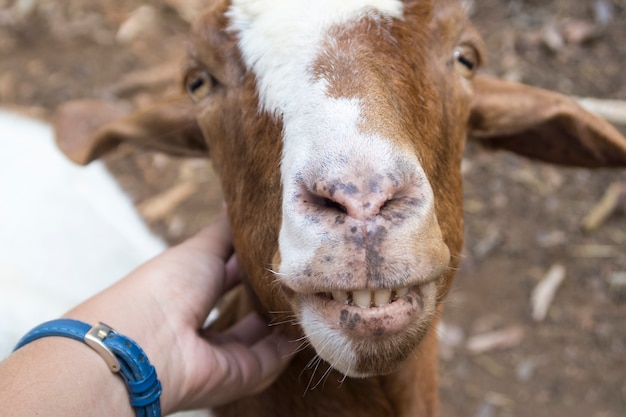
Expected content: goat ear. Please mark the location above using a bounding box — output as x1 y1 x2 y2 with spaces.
468 74 626 167
55 95 207 165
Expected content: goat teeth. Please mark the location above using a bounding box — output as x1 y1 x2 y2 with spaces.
396 287 409 297
373 289 392 307
328 287 410 307
352 290 372 308
332 291 349 304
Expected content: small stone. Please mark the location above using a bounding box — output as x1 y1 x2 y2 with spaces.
542 24 564 53
609 272 626 302
562 20 601 45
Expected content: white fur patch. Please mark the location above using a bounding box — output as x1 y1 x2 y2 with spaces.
300 304 359 377
228 0 403 115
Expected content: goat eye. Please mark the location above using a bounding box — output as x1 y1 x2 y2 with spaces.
453 45 479 78
185 69 213 102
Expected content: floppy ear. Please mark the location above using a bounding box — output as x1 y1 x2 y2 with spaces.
468 74 626 168
55 95 207 165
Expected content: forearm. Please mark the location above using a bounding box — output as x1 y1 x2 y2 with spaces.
0 337 133 417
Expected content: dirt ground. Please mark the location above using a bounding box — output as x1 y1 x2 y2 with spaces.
1 1 625 416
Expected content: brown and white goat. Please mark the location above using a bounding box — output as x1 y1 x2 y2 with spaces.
56 0 626 416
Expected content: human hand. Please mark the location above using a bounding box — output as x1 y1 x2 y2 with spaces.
65 212 295 414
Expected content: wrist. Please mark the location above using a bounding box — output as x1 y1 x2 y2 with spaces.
13 319 162 417
2 336 133 417
63 295 181 414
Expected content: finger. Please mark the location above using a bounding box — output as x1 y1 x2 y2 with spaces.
202 329 297 408
194 256 241 330
223 255 241 293
246 329 299 393
208 312 272 346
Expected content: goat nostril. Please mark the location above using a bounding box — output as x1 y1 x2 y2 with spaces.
322 198 347 214
300 186 348 214
299 181 407 219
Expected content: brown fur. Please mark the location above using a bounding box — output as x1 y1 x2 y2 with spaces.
53 0 626 416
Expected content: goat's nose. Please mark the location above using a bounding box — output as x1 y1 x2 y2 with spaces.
302 175 411 221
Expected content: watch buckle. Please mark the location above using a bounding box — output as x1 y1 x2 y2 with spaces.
84 322 121 372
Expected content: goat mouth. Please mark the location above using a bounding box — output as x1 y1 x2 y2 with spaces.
316 286 411 308
314 286 425 323
299 283 434 338
295 282 438 377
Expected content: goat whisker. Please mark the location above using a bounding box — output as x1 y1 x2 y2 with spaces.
304 355 324 394
311 364 334 390
268 317 299 327
289 340 312 357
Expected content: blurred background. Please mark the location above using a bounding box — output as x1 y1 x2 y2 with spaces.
0 1 625 416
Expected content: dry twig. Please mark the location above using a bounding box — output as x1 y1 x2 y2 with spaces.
582 181 626 231
531 264 566 322
466 325 525 354
137 182 198 222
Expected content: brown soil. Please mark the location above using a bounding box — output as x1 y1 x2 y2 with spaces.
1 1 625 416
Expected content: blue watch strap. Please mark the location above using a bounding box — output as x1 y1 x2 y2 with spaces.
15 318 90 344
14 319 161 417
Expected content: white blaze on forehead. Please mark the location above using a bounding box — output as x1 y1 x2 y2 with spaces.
228 0 404 115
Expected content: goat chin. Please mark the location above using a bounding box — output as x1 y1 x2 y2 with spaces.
298 281 439 378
